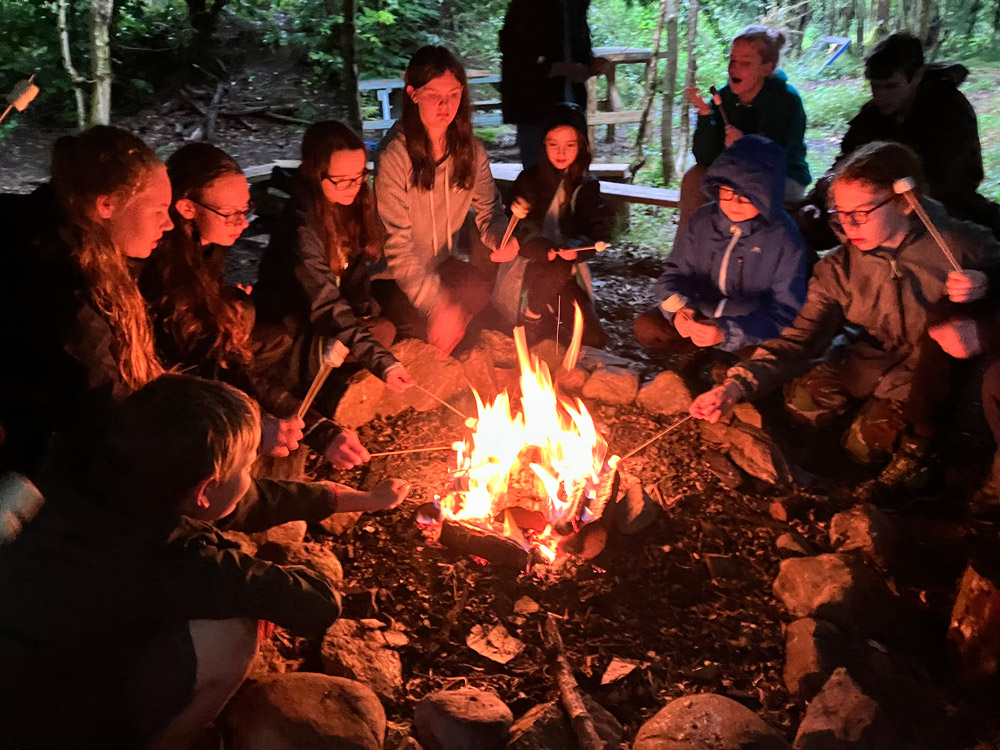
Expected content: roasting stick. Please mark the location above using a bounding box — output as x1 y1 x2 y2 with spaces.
620 414 694 461
892 177 962 272
547 241 608 261
499 197 531 254
369 445 455 458
709 85 730 127
412 382 471 421
297 339 350 419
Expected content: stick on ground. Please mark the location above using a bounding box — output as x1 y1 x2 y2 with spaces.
542 613 605 750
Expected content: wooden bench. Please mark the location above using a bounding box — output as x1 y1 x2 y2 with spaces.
359 71 501 132
489 163 679 208
245 160 679 209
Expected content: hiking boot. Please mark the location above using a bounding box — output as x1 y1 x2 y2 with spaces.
854 434 931 506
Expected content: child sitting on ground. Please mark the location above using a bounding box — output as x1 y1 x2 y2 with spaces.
494 102 611 347
633 135 807 358
0 374 409 749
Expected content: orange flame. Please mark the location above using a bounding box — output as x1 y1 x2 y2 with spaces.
440 328 618 562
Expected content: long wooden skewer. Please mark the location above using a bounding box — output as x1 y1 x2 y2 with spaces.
369 445 455 458
893 177 961 271
620 414 694 461
297 339 350 419
710 86 730 127
412 382 471 420
547 242 608 261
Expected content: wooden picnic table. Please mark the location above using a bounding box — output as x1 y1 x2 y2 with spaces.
359 70 501 132
587 46 670 145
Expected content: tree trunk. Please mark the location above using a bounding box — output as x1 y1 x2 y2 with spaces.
967 0 983 36
676 0 698 176
854 0 865 55
57 0 88 129
661 0 678 184
341 0 362 132
874 0 890 39
630 0 668 181
89 0 114 126
994 0 1000 35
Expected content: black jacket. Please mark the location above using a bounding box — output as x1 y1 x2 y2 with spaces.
253 199 398 380
499 0 593 126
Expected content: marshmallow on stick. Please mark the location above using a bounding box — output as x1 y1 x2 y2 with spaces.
892 177 961 271
547 240 608 261
709 85 730 127
0 75 39 126
497 197 531 255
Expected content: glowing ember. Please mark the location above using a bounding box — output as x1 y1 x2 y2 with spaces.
439 328 620 563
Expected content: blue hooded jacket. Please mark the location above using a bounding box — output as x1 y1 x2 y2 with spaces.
655 135 807 352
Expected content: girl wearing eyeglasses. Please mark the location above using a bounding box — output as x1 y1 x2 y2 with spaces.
690 141 1000 497
373 45 513 357
253 120 415 460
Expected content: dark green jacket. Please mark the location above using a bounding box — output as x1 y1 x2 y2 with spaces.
692 71 811 188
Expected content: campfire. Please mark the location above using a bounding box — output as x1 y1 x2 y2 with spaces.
421 327 620 567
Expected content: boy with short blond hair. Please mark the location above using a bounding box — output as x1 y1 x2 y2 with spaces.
0 374 409 749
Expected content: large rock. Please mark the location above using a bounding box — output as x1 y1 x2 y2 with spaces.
479 330 519 368
792 668 895 750
776 532 816 559
614 478 659 535
459 343 501 399
783 618 848 702
335 372 387 429
724 423 793 486
582 366 639 405
413 688 513 750
378 340 466 417
829 505 895 568
529 339 563 373
221 673 386 750
633 693 789 750
772 554 883 629
731 402 763 428
319 511 363 536
635 371 692 415
251 520 307 547
321 618 404 700
948 563 1000 688
506 696 623 750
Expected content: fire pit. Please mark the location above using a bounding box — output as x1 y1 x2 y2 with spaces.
419 329 620 567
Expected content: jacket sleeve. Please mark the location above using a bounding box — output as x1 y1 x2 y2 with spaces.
568 178 612 253
217 478 339 533
716 232 808 352
375 148 442 316
154 526 341 635
499 1 550 78
927 93 986 205
692 112 725 166
726 253 847 398
470 143 508 251
294 219 399 379
653 215 708 315
64 300 130 400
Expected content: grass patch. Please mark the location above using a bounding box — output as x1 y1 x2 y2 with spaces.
474 125 512 148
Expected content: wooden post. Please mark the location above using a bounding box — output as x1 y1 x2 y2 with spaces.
661 0 678 185
629 0 668 181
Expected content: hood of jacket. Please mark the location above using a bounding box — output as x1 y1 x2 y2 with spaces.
920 62 969 88
702 134 787 224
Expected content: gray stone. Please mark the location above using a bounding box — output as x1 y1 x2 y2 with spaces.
784 618 848 701
635 371 693 415
633 693 789 750
731 402 763 428
254 521 307 547
772 554 881 630
556 367 587 394
948 563 1000 688
506 697 623 750
703 450 743 490
829 505 895 567
321 618 404 701
458 343 501 399
377 340 466 417
220 673 385 750
529 339 564 373
792 668 895 750
614 479 659 535
577 347 634 372
335 371 387 429
413 688 513 750
283 542 344 585
725 423 793 486
776 532 816 558
582 366 639 405
769 496 810 523
479 330 519 368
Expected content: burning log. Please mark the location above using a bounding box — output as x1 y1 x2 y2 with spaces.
438 518 532 569
543 614 605 750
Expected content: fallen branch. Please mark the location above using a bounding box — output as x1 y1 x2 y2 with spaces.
542 614 605 750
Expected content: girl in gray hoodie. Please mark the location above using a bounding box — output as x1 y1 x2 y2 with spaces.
374 46 514 356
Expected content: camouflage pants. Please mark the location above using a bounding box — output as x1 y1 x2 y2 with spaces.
784 363 908 465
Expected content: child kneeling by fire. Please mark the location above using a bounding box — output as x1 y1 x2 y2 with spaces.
0 374 409 750
688 141 1000 498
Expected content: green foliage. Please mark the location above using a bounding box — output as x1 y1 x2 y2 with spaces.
798 79 868 127
473 125 509 148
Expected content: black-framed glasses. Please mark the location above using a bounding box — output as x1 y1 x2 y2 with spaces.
826 194 895 228
192 199 255 226
323 169 369 191
718 185 752 205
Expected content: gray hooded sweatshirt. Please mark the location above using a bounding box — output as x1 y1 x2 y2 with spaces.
374 127 508 315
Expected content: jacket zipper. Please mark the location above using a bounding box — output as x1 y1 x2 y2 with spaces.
713 225 742 318
737 257 745 296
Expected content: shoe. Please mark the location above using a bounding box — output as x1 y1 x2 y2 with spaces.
854 435 930 507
